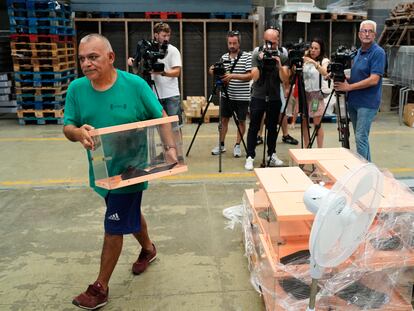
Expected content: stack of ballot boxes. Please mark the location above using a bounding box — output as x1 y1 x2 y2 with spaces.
242 148 414 310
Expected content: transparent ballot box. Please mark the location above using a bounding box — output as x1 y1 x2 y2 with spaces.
89 115 187 190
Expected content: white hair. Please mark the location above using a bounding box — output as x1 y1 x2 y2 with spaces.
360 20 377 33
79 33 113 52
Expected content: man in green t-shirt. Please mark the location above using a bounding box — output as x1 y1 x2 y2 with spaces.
63 34 167 310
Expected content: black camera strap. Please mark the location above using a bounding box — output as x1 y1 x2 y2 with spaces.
229 51 242 73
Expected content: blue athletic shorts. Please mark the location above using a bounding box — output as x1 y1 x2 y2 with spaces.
104 191 143 235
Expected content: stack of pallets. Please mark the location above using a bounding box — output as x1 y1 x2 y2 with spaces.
7 0 76 125
379 3 414 47
0 32 16 114
182 96 219 124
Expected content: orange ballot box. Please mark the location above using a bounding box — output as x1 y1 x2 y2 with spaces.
254 167 314 193
315 157 367 182
89 116 187 190
253 167 315 260
288 147 356 165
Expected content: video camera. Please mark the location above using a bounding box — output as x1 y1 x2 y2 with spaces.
133 39 168 74
286 41 309 68
260 40 279 70
327 45 357 82
212 60 231 83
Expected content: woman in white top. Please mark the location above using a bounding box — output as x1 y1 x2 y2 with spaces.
302 38 329 148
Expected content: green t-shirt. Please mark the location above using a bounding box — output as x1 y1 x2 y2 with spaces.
64 69 163 197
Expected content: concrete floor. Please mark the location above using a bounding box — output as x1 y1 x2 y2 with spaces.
0 111 413 310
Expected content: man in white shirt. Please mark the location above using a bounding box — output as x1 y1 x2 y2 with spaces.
128 22 183 126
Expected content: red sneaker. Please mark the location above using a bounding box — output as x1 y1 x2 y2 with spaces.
72 281 108 310
132 243 157 275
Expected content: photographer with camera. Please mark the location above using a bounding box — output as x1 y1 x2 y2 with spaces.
334 20 385 161
128 22 183 126
302 37 330 148
244 28 289 171
208 30 252 157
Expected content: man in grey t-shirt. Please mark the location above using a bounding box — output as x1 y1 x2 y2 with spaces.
245 28 290 170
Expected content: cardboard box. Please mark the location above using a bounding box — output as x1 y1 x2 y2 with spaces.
403 103 414 128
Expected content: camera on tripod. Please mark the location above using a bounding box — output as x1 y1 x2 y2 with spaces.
212 60 231 83
260 40 279 70
133 39 168 73
286 41 309 68
327 45 357 82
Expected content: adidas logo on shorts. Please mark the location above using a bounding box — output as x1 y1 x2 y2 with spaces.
108 213 120 221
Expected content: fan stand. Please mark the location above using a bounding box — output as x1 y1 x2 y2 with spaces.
308 279 319 311
306 257 324 311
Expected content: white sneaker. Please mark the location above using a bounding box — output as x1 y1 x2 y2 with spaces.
267 153 284 167
211 145 226 155
233 144 241 157
245 156 254 171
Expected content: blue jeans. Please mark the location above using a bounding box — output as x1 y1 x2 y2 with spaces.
347 105 378 161
159 95 182 126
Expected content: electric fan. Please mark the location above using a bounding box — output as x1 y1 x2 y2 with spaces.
303 163 384 311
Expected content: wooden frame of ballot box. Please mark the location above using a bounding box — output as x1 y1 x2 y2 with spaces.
89 116 187 190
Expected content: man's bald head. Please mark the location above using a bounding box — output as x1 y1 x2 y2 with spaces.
79 34 113 53
263 28 280 50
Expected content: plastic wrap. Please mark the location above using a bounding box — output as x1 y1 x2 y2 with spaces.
222 204 244 230
242 167 414 310
327 0 368 15
386 46 414 89
272 0 368 15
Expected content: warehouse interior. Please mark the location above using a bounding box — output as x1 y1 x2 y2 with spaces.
0 0 414 310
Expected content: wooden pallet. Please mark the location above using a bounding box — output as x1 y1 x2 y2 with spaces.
11 41 74 51
16 92 66 102
331 13 366 21
12 47 75 58
391 3 414 17
18 117 64 125
14 69 76 81
0 87 12 95
13 53 75 64
15 84 69 96
378 25 414 46
15 77 74 88
13 61 76 72
17 101 64 110
185 114 219 124
17 108 64 119
10 33 75 44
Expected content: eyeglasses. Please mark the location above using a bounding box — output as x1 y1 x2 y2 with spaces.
359 29 375 34
227 30 240 36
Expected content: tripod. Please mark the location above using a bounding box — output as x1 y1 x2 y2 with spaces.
276 66 311 151
142 70 162 101
186 79 247 172
308 88 350 149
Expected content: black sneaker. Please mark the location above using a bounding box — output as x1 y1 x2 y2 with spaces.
256 136 263 146
282 134 298 145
